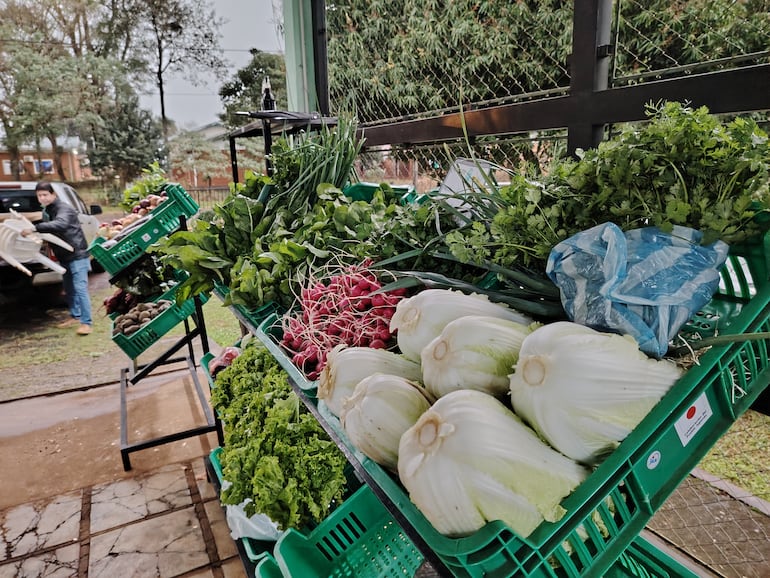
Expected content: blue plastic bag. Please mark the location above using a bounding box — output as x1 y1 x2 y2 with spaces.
546 222 729 358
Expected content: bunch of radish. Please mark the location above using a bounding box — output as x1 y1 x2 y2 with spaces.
280 260 407 380
104 288 141 315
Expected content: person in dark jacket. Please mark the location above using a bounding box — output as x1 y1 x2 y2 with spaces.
21 181 93 335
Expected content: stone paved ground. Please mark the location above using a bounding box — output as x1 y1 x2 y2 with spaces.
0 460 246 578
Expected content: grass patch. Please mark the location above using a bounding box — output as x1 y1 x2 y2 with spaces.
163 294 243 348
698 409 770 500
0 284 241 372
0 283 118 370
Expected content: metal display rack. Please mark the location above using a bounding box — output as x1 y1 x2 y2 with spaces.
227 110 337 182
93 207 224 471
118 293 222 471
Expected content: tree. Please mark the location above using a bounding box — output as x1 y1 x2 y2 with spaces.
167 129 230 187
218 49 287 128
0 6 119 179
88 91 165 188
134 0 228 141
0 1 149 179
0 0 228 171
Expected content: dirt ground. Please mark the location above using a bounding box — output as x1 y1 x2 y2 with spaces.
0 266 224 510
0 265 120 394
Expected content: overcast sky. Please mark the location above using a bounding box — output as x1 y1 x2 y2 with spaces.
139 0 284 130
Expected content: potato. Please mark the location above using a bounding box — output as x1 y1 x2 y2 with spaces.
123 324 140 335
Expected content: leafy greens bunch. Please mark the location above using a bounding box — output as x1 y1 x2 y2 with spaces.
120 161 168 212
212 341 349 531
447 101 770 270
266 115 363 214
149 191 269 304
225 183 467 311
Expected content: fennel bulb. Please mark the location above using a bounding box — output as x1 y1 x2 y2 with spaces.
340 373 433 471
318 345 422 417
421 315 533 398
390 289 533 361
509 321 683 465
398 389 589 538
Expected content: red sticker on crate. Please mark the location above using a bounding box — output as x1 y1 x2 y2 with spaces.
674 392 713 447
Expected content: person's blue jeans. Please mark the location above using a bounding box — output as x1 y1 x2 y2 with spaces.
63 257 92 326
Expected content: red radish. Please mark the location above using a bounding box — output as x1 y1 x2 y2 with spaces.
278 262 409 379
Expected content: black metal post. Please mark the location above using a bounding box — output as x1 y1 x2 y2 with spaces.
229 136 239 184
262 76 276 176
311 0 330 115
568 0 613 155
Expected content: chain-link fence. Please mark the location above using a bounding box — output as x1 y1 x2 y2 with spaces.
325 2 770 575
327 0 770 190
613 0 770 86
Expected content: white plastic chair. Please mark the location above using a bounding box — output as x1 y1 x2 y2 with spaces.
0 210 73 276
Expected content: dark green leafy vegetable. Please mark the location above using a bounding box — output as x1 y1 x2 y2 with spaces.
111 253 177 299
149 190 271 303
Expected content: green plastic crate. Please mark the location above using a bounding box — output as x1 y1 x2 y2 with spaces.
212 280 281 331
607 536 700 578
237 410 696 578
236 302 281 331
210 446 225 481
309 237 770 577
89 183 199 275
200 352 216 391
254 312 318 394
111 282 208 359
272 483 424 578
256 534 695 578
342 181 414 203
255 555 283 578
200 337 246 390
680 237 770 337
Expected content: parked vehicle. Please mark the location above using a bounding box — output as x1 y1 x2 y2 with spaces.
0 181 103 304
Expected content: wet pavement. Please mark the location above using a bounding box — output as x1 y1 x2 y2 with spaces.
0 342 247 578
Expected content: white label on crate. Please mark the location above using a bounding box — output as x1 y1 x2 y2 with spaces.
141 233 152 242
646 450 662 470
674 392 713 447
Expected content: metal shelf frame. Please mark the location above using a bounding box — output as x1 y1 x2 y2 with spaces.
118 296 223 471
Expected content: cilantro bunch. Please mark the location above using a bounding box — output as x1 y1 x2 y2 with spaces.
212 342 349 531
449 101 770 270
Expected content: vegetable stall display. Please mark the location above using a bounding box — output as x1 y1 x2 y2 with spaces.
183 103 770 577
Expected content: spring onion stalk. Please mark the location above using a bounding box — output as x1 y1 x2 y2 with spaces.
421 315 534 398
398 389 589 538
318 344 423 417
340 373 433 472
509 322 683 465
390 289 533 361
